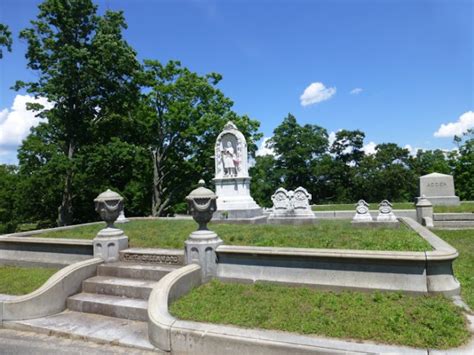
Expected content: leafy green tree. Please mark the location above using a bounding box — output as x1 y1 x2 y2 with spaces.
327 130 365 202
451 129 473 200
250 155 281 207
411 149 451 176
139 60 261 216
0 165 19 233
355 143 417 202
0 23 12 58
15 0 140 225
267 114 328 193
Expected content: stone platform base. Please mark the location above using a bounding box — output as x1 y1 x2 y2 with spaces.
212 215 268 225
419 196 460 206
351 221 401 228
267 216 318 225
213 207 263 220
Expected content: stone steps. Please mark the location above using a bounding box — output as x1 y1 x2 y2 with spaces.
98 262 179 280
67 292 148 321
4 310 159 352
65 261 182 323
83 276 157 299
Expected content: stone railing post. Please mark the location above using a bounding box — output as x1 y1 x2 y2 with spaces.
93 189 129 262
416 196 434 228
185 180 223 281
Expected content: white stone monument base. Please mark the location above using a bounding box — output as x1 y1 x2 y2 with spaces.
213 177 263 220
268 209 317 225
377 213 397 222
352 214 373 223
418 195 460 206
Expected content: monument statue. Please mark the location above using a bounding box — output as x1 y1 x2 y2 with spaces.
213 121 262 220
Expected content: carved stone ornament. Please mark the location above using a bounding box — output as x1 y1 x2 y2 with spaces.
269 186 314 218
271 188 291 211
214 121 249 179
185 180 222 281
293 187 312 211
353 199 373 222
186 180 218 231
377 200 397 222
94 189 124 236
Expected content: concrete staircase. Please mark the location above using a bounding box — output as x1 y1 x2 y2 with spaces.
67 262 179 321
6 249 185 351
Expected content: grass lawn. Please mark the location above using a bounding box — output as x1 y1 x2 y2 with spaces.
170 280 469 349
35 219 431 251
0 265 58 295
434 228 474 309
312 201 474 213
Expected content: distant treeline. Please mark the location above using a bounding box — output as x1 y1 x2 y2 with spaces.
0 1 472 233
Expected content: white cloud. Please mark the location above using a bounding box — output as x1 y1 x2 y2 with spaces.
0 94 52 163
434 111 474 138
362 141 377 155
256 137 276 157
350 88 363 95
300 82 336 106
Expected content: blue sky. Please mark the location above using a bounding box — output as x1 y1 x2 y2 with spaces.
0 0 472 164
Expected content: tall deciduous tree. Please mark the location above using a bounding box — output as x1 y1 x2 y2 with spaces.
139 60 261 216
15 0 140 225
267 113 328 191
0 23 12 58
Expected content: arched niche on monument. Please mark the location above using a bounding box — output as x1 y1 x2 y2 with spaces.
215 121 249 179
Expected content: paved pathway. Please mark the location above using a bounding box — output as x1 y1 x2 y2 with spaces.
0 328 158 355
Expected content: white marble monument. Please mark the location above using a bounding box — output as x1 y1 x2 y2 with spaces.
419 173 460 206
268 187 316 223
377 200 397 222
352 199 373 222
213 121 263 219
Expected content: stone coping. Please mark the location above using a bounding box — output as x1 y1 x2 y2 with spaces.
216 244 426 261
0 236 93 246
434 213 474 221
1 258 102 322
0 222 103 238
216 217 457 262
147 263 471 354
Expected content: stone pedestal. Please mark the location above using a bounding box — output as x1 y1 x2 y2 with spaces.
419 173 460 206
213 177 263 220
93 228 128 263
416 196 434 228
185 230 223 281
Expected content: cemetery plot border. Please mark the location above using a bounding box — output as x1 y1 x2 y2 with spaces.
215 217 460 296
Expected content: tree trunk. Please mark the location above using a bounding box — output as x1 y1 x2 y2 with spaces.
151 149 171 216
58 142 75 226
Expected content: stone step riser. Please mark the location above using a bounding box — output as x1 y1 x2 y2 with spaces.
67 298 147 321
97 265 171 281
82 280 153 300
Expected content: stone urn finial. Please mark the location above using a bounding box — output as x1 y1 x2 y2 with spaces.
184 180 222 281
93 189 128 262
185 180 218 231
94 189 124 237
